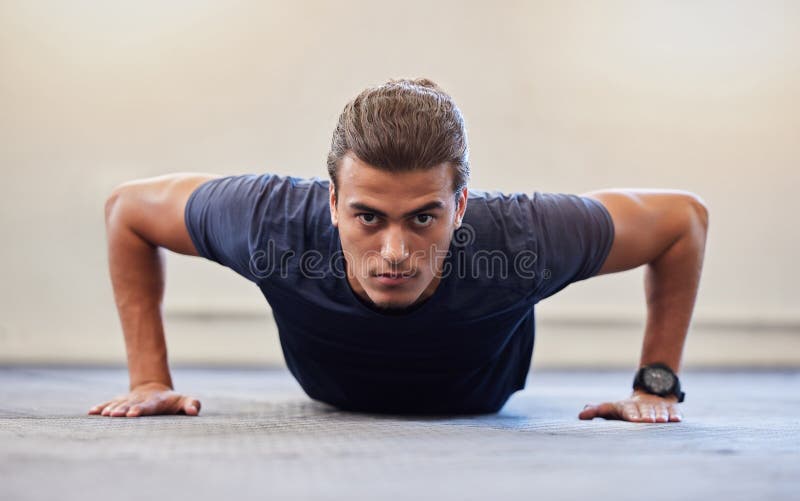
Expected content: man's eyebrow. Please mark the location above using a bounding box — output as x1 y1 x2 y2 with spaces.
348 200 446 218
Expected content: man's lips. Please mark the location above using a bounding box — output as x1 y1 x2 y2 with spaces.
375 271 416 278
373 271 416 284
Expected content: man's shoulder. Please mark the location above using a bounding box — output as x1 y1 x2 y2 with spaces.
461 189 540 248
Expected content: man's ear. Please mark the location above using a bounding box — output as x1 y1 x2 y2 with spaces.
455 187 468 227
329 182 338 227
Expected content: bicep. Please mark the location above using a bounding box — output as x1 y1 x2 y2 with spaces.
106 173 223 256
581 189 707 276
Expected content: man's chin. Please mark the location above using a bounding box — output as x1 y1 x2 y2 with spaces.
365 292 419 314
371 299 414 313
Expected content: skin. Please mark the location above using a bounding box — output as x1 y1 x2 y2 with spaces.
578 188 709 422
329 153 467 314
90 159 708 423
89 173 217 418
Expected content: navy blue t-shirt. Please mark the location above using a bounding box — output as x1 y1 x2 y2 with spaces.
185 173 615 414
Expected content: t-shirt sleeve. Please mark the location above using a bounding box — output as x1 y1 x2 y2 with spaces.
530 192 615 302
184 173 276 283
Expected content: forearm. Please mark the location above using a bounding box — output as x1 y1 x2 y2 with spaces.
105 193 174 390
639 201 709 374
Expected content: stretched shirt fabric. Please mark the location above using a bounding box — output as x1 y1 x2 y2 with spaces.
185 173 615 415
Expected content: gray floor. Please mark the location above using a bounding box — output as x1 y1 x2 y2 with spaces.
1 366 798 501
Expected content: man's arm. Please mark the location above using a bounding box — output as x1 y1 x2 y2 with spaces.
89 173 222 418
577 189 710 423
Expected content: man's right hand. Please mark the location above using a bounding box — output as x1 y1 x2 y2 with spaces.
87 382 201 418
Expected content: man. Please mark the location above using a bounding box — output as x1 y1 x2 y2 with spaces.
90 78 709 423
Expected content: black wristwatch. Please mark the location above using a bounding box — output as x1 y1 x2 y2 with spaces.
632 362 685 403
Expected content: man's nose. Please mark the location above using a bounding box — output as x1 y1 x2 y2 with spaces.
381 227 410 265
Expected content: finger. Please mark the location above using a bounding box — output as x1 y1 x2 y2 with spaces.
579 403 606 420
579 404 597 420
585 402 622 421
109 403 131 417
668 406 683 422
638 403 656 423
181 397 201 416
128 399 159 416
622 402 640 422
104 400 133 417
101 401 123 416
123 399 153 417
130 395 180 416
125 404 145 417
120 395 146 415
655 405 670 423
88 400 115 415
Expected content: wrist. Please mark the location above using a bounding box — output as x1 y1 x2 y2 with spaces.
130 380 173 391
128 355 173 390
632 362 686 403
632 388 679 402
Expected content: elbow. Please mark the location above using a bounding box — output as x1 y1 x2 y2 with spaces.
104 188 122 222
686 193 709 232
681 193 709 247
104 183 133 225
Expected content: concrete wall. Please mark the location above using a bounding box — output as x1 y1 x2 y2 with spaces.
1 0 798 368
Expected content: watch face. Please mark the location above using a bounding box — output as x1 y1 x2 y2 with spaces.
642 367 675 393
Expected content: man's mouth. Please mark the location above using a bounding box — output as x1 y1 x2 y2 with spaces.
376 271 415 278
374 271 416 284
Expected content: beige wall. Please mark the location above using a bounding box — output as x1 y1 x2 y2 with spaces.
1 0 798 367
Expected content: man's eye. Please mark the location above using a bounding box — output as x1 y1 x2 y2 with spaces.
414 214 434 227
357 213 379 225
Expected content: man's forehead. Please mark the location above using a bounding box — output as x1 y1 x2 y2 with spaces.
337 154 454 199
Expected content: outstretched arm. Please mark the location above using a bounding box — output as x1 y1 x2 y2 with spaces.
89 173 221 418
577 189 709 423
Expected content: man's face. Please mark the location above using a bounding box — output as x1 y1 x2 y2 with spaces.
329 153 467 313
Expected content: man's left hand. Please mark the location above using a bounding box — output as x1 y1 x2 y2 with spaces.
578 390 682 423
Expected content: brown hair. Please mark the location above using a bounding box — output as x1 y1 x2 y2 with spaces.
326 77 470 202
